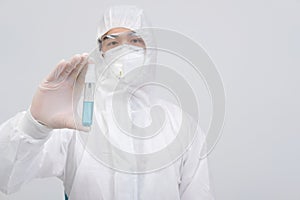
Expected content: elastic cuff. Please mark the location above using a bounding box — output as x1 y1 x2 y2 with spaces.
18 110 53 139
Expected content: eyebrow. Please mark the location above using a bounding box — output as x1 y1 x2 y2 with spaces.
101 31 138 41
102 34 118 41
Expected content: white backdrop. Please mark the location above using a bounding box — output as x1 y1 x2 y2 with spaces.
0 0 299 199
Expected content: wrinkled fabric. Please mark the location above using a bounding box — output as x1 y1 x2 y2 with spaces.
0 111 214 200
97 5 151 39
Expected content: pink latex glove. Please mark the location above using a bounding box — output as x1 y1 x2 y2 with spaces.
30 53 90 131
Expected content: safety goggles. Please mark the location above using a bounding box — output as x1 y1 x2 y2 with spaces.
98 30 146 53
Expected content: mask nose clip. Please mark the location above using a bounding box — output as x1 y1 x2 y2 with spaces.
103 44 146 79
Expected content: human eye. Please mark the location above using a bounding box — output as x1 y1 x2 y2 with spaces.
129 37 145 47
130 38 142 43
107 40 119 47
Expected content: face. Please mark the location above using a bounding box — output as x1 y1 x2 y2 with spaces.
99 27 146 53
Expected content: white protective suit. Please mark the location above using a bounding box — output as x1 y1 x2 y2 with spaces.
0 5 214 200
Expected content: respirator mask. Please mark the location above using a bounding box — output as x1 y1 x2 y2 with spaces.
103 44 145 79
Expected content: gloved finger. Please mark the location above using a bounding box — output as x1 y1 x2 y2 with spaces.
70 54 82 66
45 59 68 82
45 53 82 83
58 54 82 80
68 53 89 81
42 61 74 91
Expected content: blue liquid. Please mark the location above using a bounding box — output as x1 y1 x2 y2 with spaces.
82 101 94 126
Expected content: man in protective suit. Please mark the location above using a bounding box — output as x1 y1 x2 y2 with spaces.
0 5 214 200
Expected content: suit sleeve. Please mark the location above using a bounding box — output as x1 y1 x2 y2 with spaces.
179 127 215 200
0 110 72 194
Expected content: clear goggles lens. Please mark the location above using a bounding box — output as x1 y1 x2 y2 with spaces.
99 31 146 52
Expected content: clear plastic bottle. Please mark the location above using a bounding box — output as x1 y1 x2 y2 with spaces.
82 60 96 127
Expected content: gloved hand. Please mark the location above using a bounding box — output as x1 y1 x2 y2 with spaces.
30 53 90 131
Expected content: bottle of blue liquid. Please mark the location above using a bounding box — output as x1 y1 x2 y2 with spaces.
82 60 96 127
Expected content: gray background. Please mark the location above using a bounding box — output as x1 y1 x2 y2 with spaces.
0 0 299 199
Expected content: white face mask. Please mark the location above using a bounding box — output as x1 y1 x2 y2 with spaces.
103 44 145 79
